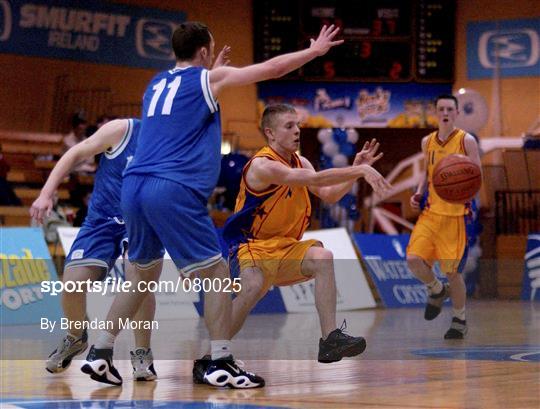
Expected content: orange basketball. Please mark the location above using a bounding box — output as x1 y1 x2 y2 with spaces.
432 154 481 204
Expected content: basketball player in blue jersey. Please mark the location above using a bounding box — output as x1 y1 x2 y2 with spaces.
81 22 343 388
30 119 158 382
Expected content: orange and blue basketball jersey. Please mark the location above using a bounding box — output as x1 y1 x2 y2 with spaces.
407 128 472 274
223 146 311 247
223 146 320 292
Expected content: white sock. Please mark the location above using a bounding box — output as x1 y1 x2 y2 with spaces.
453 307 466 321
211 340 231 360
426 278 443 295
95 331 116 349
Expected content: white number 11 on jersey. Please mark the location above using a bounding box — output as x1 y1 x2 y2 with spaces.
147 77 182 117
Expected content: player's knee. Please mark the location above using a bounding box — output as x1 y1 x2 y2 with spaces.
239 270 264 299
406 255 423 273
303 247 333 276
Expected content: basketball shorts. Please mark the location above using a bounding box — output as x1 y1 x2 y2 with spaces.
121 174 223 275
406 210 468 275
229 237 321 296
65 216 128 276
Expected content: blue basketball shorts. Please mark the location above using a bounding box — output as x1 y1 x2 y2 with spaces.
121 175 223 275
65 216 128 275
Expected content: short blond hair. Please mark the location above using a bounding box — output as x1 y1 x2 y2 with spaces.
261 104 296 138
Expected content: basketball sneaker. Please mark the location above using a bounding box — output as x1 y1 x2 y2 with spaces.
318 321 367 363
444 317 468 339
193 354 211 384
203 355 265 389
130 348 157 381
46 330 88 373
424 283 450 320
81 345 122 386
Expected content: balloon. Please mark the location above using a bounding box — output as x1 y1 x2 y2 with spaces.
317 128 332 144
322 141 339 157
346 128 359 144
332 153 348 168
454 88 489 134
340 142 355 157
333 128 347 145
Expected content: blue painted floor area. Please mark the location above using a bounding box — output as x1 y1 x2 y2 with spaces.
0 400 286 409
412 345 540 362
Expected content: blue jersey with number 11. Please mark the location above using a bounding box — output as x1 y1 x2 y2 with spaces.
125 66 221 200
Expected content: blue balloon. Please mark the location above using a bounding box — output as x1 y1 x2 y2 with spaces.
332 128 348 145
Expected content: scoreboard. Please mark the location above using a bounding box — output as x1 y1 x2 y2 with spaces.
254 0 455 82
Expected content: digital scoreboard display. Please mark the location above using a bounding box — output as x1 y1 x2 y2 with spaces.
254 0 455 82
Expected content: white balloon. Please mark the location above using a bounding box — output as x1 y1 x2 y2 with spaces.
322 140 339 157
332 153 348 168
453 88 489 133
346 128 359 144
317 128 332 144
350 182 359 195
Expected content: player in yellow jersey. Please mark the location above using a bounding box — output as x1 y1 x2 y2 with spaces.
193 104 391 381
406 95 482 339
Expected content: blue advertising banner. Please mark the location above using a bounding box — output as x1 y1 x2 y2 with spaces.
522 233 540 301
0 0 185 69
353 233 447 308
257 81 451 128
0 227 62 325
467 18 540 79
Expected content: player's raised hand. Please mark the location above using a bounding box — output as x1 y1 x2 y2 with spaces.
30 194 53 225
353 138 384 166
309 25 344 56
360 165 392 197
213 45 231 69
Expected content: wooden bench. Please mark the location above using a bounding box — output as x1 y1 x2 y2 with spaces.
7 170 46 184
0 206 31 226
13 188 69 206
1 141 63 156
0 130 63 143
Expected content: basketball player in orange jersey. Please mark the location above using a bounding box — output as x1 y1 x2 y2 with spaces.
406 94 482 339
193 104 391 382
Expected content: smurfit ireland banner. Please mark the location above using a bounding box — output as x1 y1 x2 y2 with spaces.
0 227 62 325
353 233 448 308
257 81 451 128
0 0 186 69
522 233 540 301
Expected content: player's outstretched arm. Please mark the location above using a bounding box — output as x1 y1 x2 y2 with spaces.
249 157 390 196
300 139 388 203
29 119 128 224
209 25 343 96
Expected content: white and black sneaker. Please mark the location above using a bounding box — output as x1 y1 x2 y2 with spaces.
203 355 264 389
46 330 88 373
130 348 157 381
81 345 122 386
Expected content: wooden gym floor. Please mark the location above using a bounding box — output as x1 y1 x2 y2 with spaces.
1 300 539 408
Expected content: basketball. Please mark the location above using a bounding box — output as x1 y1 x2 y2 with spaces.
432 154 482 203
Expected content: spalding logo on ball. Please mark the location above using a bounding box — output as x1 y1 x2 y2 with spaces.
432 154 482 204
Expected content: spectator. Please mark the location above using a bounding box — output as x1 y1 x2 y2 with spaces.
0 153 22 206
64 113 96 173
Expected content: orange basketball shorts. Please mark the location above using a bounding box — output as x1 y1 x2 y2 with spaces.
406 210 467 275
